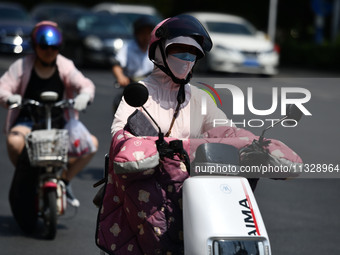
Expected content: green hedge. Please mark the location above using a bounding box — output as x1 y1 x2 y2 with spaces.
280 40 340 70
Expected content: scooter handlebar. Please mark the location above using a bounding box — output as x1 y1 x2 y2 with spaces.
8 98 74 110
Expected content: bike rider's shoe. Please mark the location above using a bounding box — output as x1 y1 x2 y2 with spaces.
66 183 80 207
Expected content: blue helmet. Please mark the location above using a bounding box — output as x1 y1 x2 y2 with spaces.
31 21 62 47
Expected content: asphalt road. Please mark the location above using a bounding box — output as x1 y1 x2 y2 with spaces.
0 55 339 255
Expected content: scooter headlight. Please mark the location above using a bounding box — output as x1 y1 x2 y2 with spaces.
212 239 270 255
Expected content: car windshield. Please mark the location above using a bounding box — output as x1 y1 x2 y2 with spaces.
118 13 144 25
206 21 256 36
34 8 82 21
116 13 162 33
77 14 130 35
0 8 30 21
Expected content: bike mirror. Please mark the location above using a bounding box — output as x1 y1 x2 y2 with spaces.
40 91 58 102
259 104 304 144
123 82 164 142
286 104 303 123
123 82 149 107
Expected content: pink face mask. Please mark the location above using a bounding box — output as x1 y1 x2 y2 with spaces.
167 53 196 79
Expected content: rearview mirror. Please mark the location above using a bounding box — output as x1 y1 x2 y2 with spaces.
286 104 303 123
123 82 149 107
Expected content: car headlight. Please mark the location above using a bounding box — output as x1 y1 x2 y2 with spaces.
259 48 279 58
113 38 124 52
84 36 103 50
13 35 23 46
214 44 242 58
215 44 234 52
262 49 274 54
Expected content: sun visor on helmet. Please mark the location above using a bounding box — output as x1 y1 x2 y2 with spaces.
155 14 213 53
33 25 62 46
165 36 204 56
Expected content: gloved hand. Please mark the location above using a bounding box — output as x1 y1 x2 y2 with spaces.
7 94 22 106
239 139 271 166
74 93 91 111
239 139 299 179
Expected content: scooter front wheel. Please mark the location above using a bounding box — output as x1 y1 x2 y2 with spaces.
42 189 57 239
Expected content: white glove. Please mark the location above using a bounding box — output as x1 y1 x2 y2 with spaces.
7 94 22 106
74 93 91 111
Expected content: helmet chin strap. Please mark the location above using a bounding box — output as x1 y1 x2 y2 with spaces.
152 42 198 137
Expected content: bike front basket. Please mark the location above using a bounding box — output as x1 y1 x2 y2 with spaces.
25 129 69 167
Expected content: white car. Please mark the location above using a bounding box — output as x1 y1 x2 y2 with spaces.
188 12 279 76
92 3 159 16
92 3 162 32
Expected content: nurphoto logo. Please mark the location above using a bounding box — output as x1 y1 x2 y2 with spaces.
199 83 312 128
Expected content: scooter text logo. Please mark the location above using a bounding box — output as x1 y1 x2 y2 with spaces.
220 184 232 194
199 83 312 128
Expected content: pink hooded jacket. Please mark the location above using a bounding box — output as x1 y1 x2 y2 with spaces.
111 67 231 138
0 54 95 133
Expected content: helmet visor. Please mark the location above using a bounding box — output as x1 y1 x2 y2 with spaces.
156 14 212 53
33 25 62 46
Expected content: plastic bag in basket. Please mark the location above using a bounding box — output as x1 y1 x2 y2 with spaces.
25 129 69 167
64 118 96 157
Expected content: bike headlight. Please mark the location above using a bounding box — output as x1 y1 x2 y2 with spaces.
212 239 270 255
84 35 103 50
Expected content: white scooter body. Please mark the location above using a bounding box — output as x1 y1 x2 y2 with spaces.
183 176 271 255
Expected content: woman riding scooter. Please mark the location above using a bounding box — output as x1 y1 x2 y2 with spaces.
112 14 232 137
99 14 234 255
97 14 302 255
0 21 98 233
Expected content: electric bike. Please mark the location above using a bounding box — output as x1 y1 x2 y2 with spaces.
9 91 73 239
96 83 302 255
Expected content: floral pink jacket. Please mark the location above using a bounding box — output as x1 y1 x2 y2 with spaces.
0 54 95 133
95 126 302 255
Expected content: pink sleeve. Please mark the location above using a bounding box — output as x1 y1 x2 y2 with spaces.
111 98 138 136
57 55 95 101
0 58 23 107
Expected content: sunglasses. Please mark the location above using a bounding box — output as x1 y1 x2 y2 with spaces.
38 44 59 51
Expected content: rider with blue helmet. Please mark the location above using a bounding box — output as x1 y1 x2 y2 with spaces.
0 21 98 232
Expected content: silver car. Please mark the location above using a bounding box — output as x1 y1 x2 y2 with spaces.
92 3 162 33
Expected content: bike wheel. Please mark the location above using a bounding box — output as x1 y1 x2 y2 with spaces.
9 147 39 234
42 189 57 239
